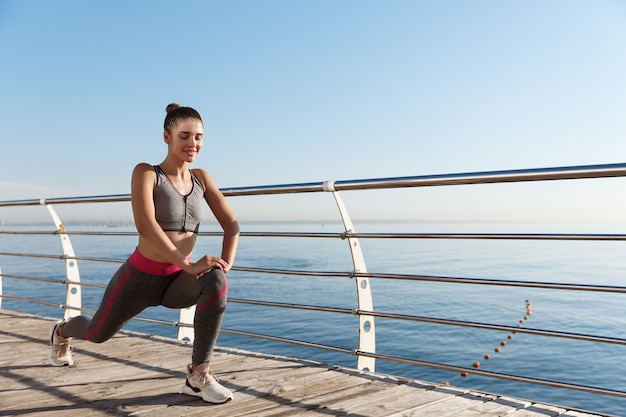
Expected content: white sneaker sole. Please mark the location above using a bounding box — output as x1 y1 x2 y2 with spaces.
48 353 73 367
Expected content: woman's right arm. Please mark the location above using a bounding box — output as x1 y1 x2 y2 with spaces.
131 163 194 272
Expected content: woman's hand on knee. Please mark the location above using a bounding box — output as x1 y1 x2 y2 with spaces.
193 255 229 278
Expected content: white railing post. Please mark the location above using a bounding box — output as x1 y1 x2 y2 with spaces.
178 306 196 342
43 202 82 319
323 181 376 372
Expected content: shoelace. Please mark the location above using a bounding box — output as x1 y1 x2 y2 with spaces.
200 370 220 387
193 367 220 388
50 335 72 356
55 340 72 356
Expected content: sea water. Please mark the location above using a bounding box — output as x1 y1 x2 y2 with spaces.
1 221 625 416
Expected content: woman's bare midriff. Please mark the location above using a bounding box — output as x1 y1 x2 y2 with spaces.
136 231 197 263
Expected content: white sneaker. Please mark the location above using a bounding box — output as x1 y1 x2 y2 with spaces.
48 320 73 366
182 363 233 403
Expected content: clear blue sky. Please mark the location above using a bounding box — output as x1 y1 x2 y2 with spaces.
1 1 626 225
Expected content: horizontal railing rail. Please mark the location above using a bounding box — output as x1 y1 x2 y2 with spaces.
4 229 626 241
4 249 626 293
1 162 626 402
2 162 626 206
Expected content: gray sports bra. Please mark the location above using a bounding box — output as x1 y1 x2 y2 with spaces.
153 165 204 234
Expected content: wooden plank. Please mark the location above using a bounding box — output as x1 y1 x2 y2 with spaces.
435 395 533 417
390 390 513 416
0 310 617 417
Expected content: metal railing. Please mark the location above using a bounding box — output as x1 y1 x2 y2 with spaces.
1 162 626 401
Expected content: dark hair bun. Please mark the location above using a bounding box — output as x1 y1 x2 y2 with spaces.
166 103 181 113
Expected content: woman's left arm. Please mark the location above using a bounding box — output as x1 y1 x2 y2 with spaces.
195 169 240 272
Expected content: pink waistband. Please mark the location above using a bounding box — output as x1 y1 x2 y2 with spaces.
129 249 183 276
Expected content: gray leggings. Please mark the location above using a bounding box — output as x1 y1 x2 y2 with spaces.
62 258 227 365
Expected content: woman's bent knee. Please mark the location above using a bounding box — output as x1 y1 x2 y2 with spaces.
201 268 227 289
196 269 228 311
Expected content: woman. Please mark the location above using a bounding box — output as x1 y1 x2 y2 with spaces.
48 103 240 404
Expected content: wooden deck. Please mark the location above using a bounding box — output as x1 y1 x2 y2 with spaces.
0 310 615 417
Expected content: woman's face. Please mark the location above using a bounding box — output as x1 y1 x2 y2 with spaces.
165 118 204 162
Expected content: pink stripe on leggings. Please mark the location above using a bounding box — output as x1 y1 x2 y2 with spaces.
197 276 228 311
84 266 133 341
